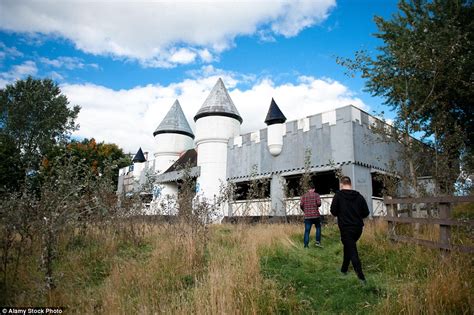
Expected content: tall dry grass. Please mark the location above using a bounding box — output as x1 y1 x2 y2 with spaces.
32 222 299 314
362 219 473 314
96 223 299 314
3 219 472 314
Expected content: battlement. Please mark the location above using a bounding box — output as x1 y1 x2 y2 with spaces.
226 104 401 180
230 105 379 148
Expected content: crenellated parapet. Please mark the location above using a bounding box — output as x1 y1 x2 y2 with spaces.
226 105 403 181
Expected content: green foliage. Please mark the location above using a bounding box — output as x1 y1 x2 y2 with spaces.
299 148 313 195
0 76 80 170
45 138 131 188
0 134 24 194
66 138 131 172
452 202 474 219
338 0 473 194
0 150 124 294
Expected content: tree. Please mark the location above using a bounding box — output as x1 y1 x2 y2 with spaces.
0 77 80 177
0 134 24 194
64 138 131 187
338 0 473 194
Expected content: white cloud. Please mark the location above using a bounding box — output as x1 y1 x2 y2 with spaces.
39 56 89 70
0 0 336 68
49 71 64 81
39 56 102 72
0 42 24 61
61 70 366 155
169 48 197 65
0 60 37 86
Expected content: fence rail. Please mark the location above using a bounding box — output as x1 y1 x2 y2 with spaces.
383 195 474 253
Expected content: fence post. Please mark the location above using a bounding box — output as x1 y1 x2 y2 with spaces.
386 196 397 239
439 202 451 249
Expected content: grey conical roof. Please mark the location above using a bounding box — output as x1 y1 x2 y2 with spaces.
194 78 243 123
153 100 194 139
132 147 146 163
264 98 287 125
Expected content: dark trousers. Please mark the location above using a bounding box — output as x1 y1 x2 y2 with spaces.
339 226 365 280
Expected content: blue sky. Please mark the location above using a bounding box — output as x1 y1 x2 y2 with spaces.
0 0 399 153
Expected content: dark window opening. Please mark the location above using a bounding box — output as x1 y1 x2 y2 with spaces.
285 171 339 197
314 171 340 195
285 175 302 197
233 179 270 200
371 173 399 197
371 174 384 198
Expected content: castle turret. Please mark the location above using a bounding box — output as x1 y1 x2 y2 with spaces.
264 98 286 156
194 78 242 205
153 100 194 173
132 147 147 178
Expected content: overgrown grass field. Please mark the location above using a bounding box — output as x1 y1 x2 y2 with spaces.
2 220 473 314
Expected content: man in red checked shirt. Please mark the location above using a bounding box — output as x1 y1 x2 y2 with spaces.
300 181 322 248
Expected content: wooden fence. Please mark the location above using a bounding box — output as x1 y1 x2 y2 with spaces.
384 196 474 253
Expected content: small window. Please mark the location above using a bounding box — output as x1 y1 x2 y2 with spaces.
371 174 384 198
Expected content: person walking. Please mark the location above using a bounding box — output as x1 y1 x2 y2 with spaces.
300 181 322 248
330 176 370 283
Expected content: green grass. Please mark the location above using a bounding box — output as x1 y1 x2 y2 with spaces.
452 202 474 220
260 224 391 314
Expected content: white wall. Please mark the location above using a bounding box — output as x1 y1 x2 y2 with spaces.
195 116 241 209
153 133 194 173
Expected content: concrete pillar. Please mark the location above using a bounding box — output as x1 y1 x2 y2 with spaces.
352 164 374 215
339 163 373 215
270 174 286 216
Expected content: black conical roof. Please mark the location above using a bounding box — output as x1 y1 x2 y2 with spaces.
264 98 287 125
132 147 146 163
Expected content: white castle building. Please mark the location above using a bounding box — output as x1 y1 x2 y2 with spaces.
117 78 405 220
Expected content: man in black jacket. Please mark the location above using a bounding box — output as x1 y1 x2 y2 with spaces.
330 176 370 283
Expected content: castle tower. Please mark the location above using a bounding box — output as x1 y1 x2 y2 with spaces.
153 100 194 173
132 147 147 177
264 98 287 156
194 78 242 206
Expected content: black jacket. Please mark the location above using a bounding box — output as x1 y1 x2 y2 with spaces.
330 189 370 228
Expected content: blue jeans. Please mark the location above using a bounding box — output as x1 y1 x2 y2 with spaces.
304 217 321 247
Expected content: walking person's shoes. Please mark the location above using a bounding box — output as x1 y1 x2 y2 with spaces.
359 278 367 285
315 242 323 248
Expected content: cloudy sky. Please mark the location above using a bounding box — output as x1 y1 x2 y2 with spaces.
0 0 398 154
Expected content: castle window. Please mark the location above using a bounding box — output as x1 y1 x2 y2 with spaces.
233 180 270 200
284 171 339 197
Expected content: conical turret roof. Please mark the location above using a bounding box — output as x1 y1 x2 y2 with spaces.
264 98 287 125
153 100 194 139
132 147 146 163
194 78 243 123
